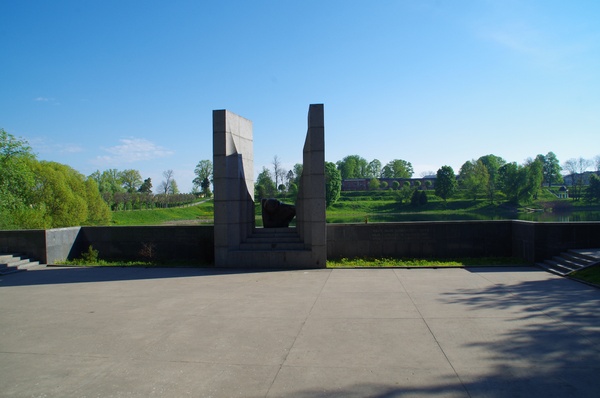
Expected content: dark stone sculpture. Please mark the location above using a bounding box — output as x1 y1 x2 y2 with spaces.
261 198 296 228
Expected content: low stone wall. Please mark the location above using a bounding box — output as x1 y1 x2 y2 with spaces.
2 221 600 266
0 229 47 263
77 226 214 264
326 221 514 260
512 221 600 262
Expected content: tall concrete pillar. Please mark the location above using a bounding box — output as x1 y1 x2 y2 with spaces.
296 104 327 267
212 110 254 266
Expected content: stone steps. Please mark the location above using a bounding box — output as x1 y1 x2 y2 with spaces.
221 227 318 268
0 254 45 275
240 227 306 251
536 249 600 276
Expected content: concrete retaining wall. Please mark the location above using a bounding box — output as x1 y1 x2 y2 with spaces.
78 226 214 264
45 227 82 264
512 221 600 262
2 221 599 266
0 229 46 263
326 221 514 260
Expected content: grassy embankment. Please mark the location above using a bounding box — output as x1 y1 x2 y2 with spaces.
110 201 214 226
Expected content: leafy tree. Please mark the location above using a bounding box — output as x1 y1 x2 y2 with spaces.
584 174 600 203
325 162 342 207
459 159 489 201
0 129 39 229
381 159 413 178
537 152 562 187
200 177 211 197
138 178 153 193
435 166 457 203
255 167 276 199
410 189 420 206
169 179 180 195
193 159 213 196
293 163 303 186
396 184 413 204
84 178 111 225
32 162 89 227
120 169 142 193
498 162 522 204
368 178 380 190
478 154 506 203
366 159 382 178
523 157 544 201
336 155 368 179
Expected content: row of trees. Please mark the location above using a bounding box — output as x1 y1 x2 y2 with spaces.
335 155 415 179
254 151 600 208
1 129 111 229
89 168 202 210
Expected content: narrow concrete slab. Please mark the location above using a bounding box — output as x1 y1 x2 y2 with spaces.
1 266 599 397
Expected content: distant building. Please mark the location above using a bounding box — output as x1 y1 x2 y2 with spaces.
341 177 437 191
563 171 600 186
558 185 568 199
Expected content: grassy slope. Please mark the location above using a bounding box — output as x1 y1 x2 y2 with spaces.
110 201 214 226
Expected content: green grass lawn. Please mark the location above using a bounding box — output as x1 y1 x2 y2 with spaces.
110 201 214 226
570 264 600 286
327 257 527 268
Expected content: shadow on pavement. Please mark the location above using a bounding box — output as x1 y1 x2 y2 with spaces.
0 266 282 287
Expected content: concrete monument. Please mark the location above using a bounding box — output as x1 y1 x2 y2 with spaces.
212 104 326 268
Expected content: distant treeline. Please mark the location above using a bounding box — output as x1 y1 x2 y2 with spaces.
101 192 199 211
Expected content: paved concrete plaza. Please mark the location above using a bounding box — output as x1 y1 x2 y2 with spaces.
1 266 599 397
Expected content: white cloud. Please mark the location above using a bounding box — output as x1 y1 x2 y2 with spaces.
33 97 60 105
93 138 175 165
28 137 84 155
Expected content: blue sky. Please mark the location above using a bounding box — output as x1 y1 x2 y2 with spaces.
2 0 599 193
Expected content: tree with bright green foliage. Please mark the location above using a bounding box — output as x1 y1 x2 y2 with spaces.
255 167 276 199
325 161 342 207
497 159 543 204
366 159 382 178
537 152 562 187
1 128 110 229
120 169 142 193
459 159 490 201
435 166 457 203
498 162 522 203
478 154 506 203
368 178 380 190
0 129 38 229
193 159 213 197
336 155 368 179
382 159 413 178
524 157 544 201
